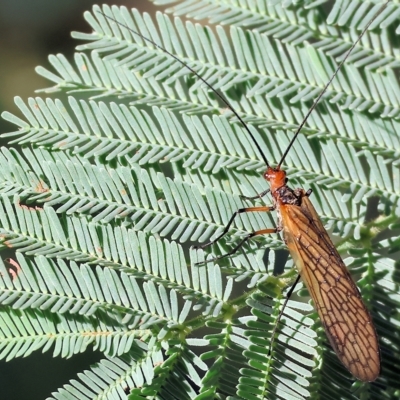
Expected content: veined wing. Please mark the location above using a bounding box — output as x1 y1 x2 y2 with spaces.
280 193 380 382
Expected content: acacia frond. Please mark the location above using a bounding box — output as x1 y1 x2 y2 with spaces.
0 1 399 399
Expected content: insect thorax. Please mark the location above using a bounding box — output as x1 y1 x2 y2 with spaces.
274 185 304 206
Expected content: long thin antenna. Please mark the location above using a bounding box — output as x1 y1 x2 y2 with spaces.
277 0 390 169
97 11 270 167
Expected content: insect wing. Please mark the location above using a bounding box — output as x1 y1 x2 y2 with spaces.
280 194 380 382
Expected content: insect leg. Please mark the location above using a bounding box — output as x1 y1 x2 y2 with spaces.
268 274 301 356
193 206 274 251
195 226 277 266
240 189 270 200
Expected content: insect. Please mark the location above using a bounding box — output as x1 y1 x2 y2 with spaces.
100 1 388 383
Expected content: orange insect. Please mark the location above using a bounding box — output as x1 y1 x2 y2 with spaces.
266 168 380 382
100 1 387 382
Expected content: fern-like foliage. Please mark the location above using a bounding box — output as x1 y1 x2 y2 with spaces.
0 1 399 399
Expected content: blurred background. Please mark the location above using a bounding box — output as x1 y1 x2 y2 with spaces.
0 0 160 125
0 1 162 399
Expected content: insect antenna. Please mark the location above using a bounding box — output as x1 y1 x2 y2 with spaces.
97 11 270 167
277 0 390 169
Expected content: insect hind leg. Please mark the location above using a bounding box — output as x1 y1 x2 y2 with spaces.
268 274 301 356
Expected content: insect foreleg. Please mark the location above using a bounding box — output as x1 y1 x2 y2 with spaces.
240 189 270 200
195 226 278 266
